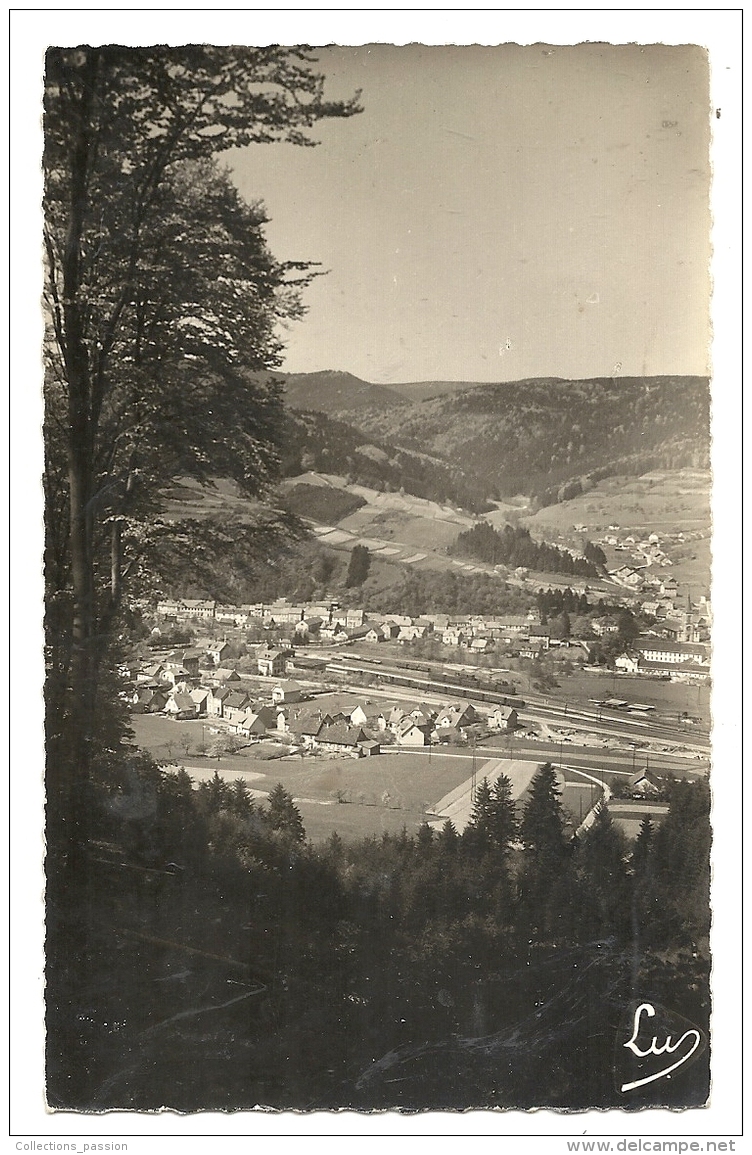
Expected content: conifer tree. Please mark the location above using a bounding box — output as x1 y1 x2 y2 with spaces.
267 783 306 843
464 777 494 854
518 763 569 934
577 804 630 938
631 814 654 875
489 774 519 857
416 822 434 851
520 762 567 865
436 819 458 856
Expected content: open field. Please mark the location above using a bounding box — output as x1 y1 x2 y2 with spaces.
535 669 710 724
607 800 670 840
337 506 462 552
157 468 710 607
131 714 483 841
290 467 711 599
522 469 710 537
131 711 613 843
283 471 478 571
280 471 473 525
159 476 263 522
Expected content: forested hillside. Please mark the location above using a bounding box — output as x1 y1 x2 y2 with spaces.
271 373 710 510
277 368 406 412
353 375 710 504
280 408 495 512
450 521 604 578
48 766 711 1110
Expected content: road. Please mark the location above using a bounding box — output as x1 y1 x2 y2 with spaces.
426 756 611 835
429 758 538 833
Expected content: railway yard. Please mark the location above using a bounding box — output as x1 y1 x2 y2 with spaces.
134 641 710 844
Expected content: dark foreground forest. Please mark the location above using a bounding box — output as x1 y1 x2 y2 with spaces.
46 762 711 1111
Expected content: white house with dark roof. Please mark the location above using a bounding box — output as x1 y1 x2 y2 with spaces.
233 710 267 738
317 723 369 752
435 703 479 731
257 648 292 677
206 640 232 666
130 686 169 713
222 690 253 725
271 680 304 705
178 599 216 620
635 639 709 665
164 692 197 719
395 718 430 746
487 704 518 731
189 688 211 715
610 565 647 589
206 685 234 717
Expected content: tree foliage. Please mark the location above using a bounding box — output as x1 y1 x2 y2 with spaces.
466 775 519 859
351 375 710 505
451 521 600 578
576 805 630 938
49 754 711 1111
42 45 360 818
520 762 568 864
346 544 371 587
267 783 306 844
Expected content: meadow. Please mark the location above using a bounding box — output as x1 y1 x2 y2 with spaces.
130 713 481 841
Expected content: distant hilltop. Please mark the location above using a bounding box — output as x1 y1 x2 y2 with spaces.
276 370 405 412
271 368 520 411
266 368 710 417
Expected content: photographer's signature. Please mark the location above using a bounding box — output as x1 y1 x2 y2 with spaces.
620 1002 702 1092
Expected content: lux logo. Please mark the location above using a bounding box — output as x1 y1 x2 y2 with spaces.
620 1002 702 1092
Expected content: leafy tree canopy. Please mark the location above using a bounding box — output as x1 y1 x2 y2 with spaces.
43 43 360 841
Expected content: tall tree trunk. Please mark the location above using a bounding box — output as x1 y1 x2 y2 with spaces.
110 519 122 608
56 49 99 852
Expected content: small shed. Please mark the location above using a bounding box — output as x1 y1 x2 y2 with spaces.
358 740 381 757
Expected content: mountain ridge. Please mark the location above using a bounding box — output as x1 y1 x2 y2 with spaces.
270 368 709 415
276 371 709 506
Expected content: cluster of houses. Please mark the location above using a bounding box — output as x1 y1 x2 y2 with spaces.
603 539 709 621
127 642 519 757
154 597 557 658
583 576 711 682
594 573 710 645
600 529 675 569
155 591 711 658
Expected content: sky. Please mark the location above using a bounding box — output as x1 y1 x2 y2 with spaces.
229 43 711 385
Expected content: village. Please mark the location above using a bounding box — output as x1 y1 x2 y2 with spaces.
129 605 525 755
119 564 710 841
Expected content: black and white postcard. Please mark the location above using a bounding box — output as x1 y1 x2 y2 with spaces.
10 9 742 1149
